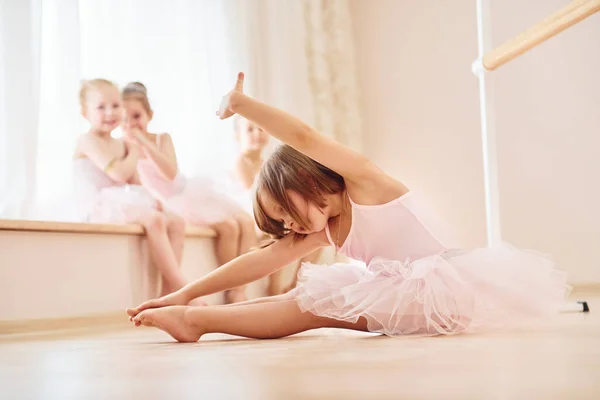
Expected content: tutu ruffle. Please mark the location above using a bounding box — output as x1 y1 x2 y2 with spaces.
137 159 246 226
86 185 158 224
294 242 570 336
163 175 246 226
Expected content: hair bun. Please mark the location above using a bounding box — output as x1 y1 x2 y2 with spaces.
124 82 147 95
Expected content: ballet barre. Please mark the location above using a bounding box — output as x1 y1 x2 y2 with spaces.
474 0 600 73
472 0 599 313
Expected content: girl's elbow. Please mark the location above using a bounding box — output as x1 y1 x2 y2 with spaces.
165 169 178 181
107 170 130 184
294 126 315 149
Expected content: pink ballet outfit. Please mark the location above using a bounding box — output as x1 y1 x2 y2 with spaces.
294 191 570 336
136 159 245 226
71 159 158 224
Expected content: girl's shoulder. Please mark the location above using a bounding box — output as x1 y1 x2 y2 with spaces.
153 131 172 140
152 132 174 148
345 171 409 207
73 132 97 157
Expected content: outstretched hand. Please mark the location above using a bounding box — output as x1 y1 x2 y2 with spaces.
216 72 244 120
126 291 190 322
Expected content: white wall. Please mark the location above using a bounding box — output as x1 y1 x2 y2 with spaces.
349 0 600 283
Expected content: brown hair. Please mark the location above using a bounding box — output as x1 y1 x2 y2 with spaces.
253 145 345 240
79 78 117 109
122 82 153 116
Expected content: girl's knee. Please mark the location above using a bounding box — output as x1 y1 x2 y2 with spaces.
213 218 240 238
167 213 186 233
145 211 167 232
236 213 255 231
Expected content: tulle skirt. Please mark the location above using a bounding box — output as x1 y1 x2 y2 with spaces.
294 243 570 336
161 175 247 226
85 185 158 224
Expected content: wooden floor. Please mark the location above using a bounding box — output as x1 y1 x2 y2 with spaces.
1 292 599 400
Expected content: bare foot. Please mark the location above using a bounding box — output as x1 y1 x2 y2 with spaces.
225 288 247 304
132 306 204 342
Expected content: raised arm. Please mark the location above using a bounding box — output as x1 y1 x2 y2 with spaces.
127 231 326 316
218 73 373 184
76 135 139 183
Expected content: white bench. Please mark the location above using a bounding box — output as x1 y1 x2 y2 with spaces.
0 219 272 331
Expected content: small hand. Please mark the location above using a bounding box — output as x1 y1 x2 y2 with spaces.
124 129 152 154
216 72 244 120
126 290 190 322
124 139 141 158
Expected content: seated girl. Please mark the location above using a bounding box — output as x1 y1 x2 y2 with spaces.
122 82 257 303
73 79 188 298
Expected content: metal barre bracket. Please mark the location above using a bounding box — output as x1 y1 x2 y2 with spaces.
471 58 487 76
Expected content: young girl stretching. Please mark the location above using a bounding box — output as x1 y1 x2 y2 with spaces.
233 116 323 296
126 73 569 341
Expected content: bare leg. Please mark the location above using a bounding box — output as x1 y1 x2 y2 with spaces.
166 212 186 266
212 219 247 303
221 292 294 307
158 213 187 295
227 214 257 301
212 219 240 265
143 212 187 295
236 212 258 254
133 299 368 342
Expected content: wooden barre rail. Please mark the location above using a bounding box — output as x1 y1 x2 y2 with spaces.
482 0 600 71
0 218 217 238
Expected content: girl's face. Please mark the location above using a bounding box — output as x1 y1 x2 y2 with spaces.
238 119 269 153
83 85 123 132
122 99 151 135
259 190 332 235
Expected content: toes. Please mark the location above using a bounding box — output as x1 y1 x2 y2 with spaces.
141 320 154 327
132 313 143 325
133 311 156 328
126 308 138 317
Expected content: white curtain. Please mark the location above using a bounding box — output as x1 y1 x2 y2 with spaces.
1 0 362 221
76 0 239 175
35 0 80 213
0 0 42 218
229 0 363 153
1 0 242 220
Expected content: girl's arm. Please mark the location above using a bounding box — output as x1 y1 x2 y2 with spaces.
221 73 374 185
131 131 178 181
76 135 139 183
128 231 326 316
183 232 323 300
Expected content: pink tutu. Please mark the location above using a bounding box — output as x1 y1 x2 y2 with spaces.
70 159 158 224
163 175 246 226
137 159 245 227
294 242 570 336
87 185 158 224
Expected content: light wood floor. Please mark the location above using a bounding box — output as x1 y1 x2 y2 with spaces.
1 292 599 400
